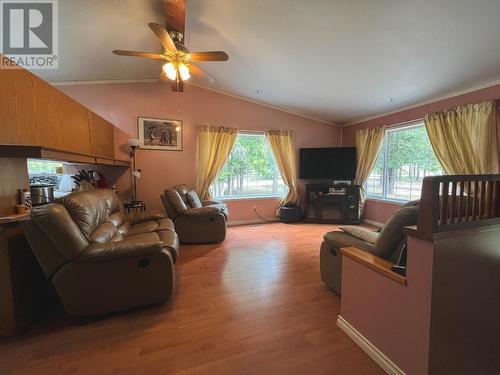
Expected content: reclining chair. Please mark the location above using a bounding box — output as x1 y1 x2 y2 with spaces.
161 184 228 244
21 189 179 316
320 201 419 295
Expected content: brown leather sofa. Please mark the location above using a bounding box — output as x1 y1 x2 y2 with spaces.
21 189 179 316
320 201 419 295
161 184 227 244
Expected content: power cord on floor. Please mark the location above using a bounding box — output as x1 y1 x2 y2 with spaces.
253 207 276 222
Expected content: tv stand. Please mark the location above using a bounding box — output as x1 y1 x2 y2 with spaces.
304 183 360 224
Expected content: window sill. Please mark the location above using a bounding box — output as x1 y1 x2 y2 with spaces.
365 197 408 205
217 195 285 202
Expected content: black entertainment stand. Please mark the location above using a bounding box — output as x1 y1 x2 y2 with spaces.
304 183 360 224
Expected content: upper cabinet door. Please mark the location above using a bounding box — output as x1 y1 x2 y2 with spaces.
89 112 115 158
0 69 19 144
0 69 37 145
60 95 91 155
33 78 64 150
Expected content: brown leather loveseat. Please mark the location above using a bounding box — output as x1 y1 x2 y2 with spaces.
161 184 227 244
21 189 179 316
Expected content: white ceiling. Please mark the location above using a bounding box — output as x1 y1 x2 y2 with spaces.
34 0 500 124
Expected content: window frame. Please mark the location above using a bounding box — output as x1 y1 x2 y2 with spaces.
213 131 287 200
364 121 442 203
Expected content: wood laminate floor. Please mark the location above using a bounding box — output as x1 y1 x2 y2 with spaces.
0 223 384 374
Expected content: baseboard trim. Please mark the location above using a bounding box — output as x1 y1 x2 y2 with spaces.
337 316 406 375
227 217 280 227
362 218 384 228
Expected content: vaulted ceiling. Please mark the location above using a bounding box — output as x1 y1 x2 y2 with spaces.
34 0 500 124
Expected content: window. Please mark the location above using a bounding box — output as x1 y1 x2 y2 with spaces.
213 133 287 199
27 159 64 175
365 123 443 201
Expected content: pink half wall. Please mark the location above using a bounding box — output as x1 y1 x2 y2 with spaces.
340 236 434 374
342 83 500 224
58 83 341 223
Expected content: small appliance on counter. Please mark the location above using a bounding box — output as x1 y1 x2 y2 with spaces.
30 184 55 206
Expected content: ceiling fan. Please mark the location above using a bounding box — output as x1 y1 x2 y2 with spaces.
112 1 228 92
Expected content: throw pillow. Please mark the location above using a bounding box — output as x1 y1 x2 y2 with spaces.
185 190 203 208
340 226 379 244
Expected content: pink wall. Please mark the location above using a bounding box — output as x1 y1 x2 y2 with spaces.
340 236 434 374
59 83 341 222
342 83 500 224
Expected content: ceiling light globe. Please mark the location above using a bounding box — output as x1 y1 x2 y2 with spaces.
163 62 177 80
178 63 191 81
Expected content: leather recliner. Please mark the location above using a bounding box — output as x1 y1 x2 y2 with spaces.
161 184 227 244
21 189 179 316
320 201 419 295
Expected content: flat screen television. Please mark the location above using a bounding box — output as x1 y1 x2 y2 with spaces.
299 147 356 180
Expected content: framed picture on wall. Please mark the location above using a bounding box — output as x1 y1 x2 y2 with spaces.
138 117 183 151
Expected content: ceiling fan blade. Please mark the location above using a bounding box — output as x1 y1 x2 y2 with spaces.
189 64 215 83
113 50 166 60
188 51 229 62
149 22 177 53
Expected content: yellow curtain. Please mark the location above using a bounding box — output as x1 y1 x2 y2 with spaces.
354 126 386 216
195 125 237 200
265 130 299 214
424 101 499 174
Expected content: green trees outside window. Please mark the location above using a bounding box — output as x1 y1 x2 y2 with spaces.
213 133 287 198
366 124 443 201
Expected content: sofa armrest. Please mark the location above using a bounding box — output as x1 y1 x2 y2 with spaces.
79 233 164 262
202 200 222 206
128 211 166 225
183 206 222 216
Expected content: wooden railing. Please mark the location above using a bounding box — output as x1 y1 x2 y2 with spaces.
418 175 500 234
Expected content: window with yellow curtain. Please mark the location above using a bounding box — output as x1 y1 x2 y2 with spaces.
212 132 287 199
365 122 443 201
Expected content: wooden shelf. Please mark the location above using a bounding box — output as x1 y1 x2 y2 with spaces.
340 246 407 285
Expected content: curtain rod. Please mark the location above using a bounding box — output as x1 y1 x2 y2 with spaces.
386 117 425 130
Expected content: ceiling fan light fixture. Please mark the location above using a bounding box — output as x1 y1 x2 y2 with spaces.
163 62 177 80
178 63 191 81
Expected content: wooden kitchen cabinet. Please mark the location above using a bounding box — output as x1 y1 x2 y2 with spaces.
0 62 116 161
60 95 91 155
32 78 65 150
89 112 115 159
0 69 38 146
0 69 19 144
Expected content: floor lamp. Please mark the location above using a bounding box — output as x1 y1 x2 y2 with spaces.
127 138 142 203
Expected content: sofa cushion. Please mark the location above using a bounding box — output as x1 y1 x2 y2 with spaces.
373 206 418 259
127 220 159 236
60 191 109 240
109 212 127 228
340 226 379 244
98 189 124 215
185 190 203 208
90 222 117 243
117 220 131 236
323 231 375 254
157 218 176 232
